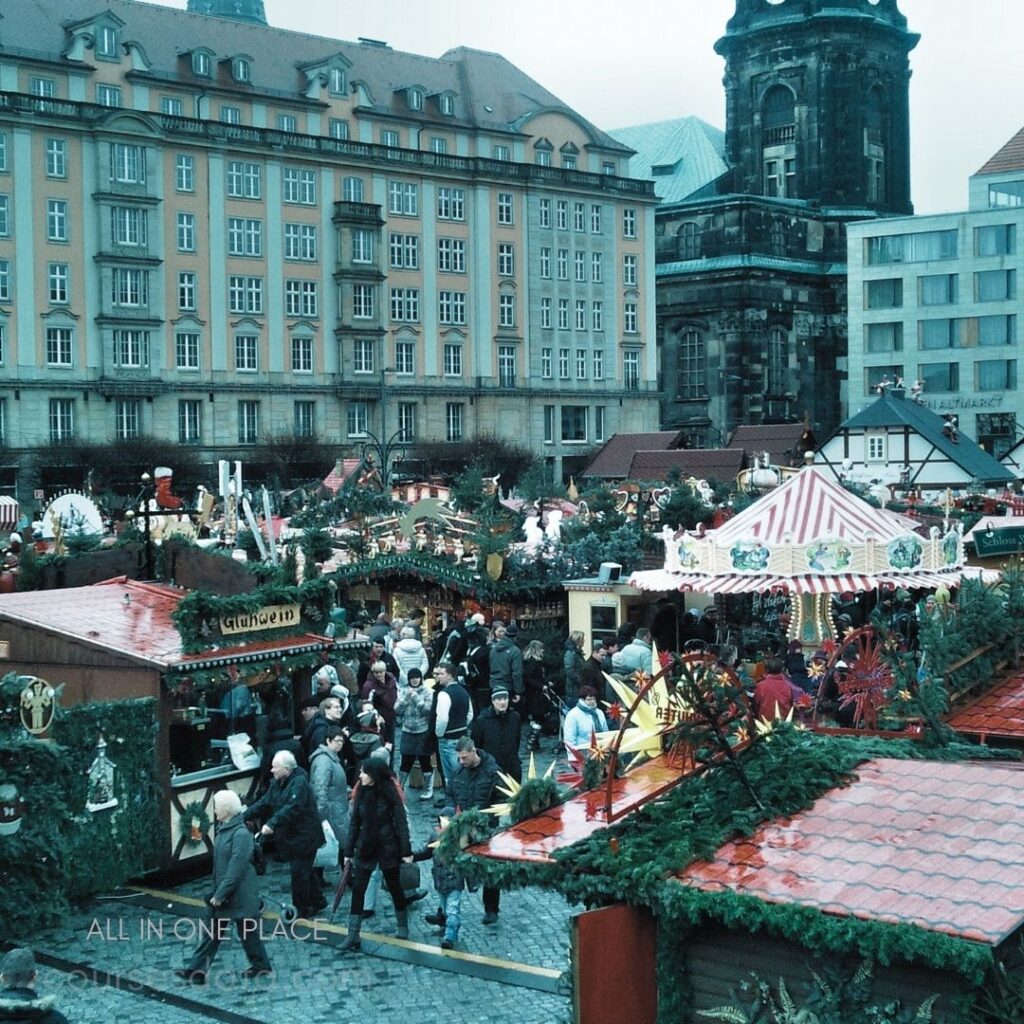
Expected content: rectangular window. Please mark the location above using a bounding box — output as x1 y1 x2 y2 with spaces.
0 196 9 238
623 208 637 238
238 401 259 445
343 177 364 203
284 223 317 261
283 168 316 205
623 253 637 286
536 149 551 167
329 118 350 141
867 229 957 265
397 403 416 442
866 433 887 462
110 143 146 183
226 160 261 199
220 105 241 125
291 336 313 373
49 398 74 441
115 399 140 440
347 402 369 437
111 268 148 307
573 203 585 232
498 346 516 387
574 251 586 282
593 349 604 380
592 301 603 332
624 302 638 334
595 406 606 442
865 365 903 392
390 287 420 323
235 334 259 372
175 154 195 192
591 204 602 233
97 25 118 57
111 206 146 246
678 330 705 399
175 331 200 370
285 280 318 317
866 322 903 353
559 347 570 379
30 77 55 98
623 350 640 390
277 114 298 133
352 338 374 375
294 401 315 438
445 403 464 443
539 198 550 229
558 299 569 330
543 405 554 444
918 361 959 394
381 130 400 148
429 137 448 155
978 314 1017 347
0 259 10 302
161 96 183 117
557 249 568 280
45 139 67 179
497 192 514 224
556 200 567 230
561 406 587 442
388 181 418 216
46 199 68 241
576 348 587 380
541 297 552 329
919 274 958 305
977 359 1017 391
227 216 262 257
47 262 68 304
178 271 196 311
352 228 374 264
865 278 903 309
228 276 263 314
541 348 552 378
352 284 374 319
437 187 465 221
575 300 586 330
976 224 1016 257
389 233 419 269
177 212 195 252
499 293 515 328
539 247 551 279
395 340 415 375
113 329 148 367
920 318 960 350
96 85 122 108
563 154 577 170
178 400 201 444
437 237 465 273
443 344 463 377
493 145 510 162
976 269 1016 302
591 252 603 283
438 290 466 325
498 243 515 276
46 327 73 368
328 67 347 95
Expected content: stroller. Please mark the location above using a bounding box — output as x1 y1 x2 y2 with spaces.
527 682 568 752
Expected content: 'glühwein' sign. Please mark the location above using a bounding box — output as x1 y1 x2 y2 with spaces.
220 603 300 636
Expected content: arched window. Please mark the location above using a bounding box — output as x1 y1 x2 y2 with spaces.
677 329 706 399
766 327 789 395
865 86 886 205
762 85 797 198
678 222 701 260
762 86 795 138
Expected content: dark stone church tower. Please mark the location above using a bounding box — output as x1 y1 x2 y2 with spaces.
715 0 918 214
187 0 268 26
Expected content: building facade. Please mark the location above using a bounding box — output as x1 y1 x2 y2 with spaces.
0 0 659 500
614 0 918 446
848 127 1024 457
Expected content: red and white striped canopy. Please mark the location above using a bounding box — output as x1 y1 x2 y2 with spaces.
0 496 18 532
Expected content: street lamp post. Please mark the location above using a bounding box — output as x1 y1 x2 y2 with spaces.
359 428 408 488
124 472 156 580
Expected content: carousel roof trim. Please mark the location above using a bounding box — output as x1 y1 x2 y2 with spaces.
676 757 1024 947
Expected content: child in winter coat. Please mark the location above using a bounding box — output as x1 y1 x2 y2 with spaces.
414 812 466 950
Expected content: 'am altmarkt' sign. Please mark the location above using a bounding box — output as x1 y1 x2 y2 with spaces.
220 603 301 636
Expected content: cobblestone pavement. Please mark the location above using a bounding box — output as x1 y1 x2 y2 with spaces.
26 737 579 1024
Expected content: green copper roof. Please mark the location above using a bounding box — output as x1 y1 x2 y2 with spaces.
187 0 267 26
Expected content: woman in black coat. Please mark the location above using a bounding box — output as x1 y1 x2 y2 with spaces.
341 757 413 951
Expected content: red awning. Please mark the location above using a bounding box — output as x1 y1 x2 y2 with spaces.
0 496 18 532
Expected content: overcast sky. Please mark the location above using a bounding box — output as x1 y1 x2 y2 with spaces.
165 0 1022 214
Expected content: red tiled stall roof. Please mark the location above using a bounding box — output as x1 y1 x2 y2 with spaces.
626 448 745 484
582 431 684 480
947 670 1024 741
0 577 331 669
977 126 1024 175
676 758 1024 946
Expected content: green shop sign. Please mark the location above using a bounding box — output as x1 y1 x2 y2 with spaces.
973 525 1024 557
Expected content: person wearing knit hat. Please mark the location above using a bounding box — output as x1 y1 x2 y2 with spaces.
471 683 521 783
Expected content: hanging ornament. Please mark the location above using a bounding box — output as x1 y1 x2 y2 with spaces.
85 735 119 813
19 676 59 736
0 782 26 836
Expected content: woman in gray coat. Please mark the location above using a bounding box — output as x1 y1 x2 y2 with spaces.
309 725 349 867
176 790 272 984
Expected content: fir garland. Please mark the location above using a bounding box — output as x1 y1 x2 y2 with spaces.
179 800 212 847
435 809 494 864
508 777 568 824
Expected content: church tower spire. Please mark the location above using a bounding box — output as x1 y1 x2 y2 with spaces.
186 0 268 26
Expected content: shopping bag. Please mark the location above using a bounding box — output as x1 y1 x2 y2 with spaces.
314 820 339 870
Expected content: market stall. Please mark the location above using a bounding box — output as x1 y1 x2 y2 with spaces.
0 576 367 872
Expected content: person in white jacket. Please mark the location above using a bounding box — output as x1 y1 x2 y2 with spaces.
392 625 430 685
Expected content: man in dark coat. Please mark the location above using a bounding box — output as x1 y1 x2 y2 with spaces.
444 737 503 924
0 948 69 1024
488 625 524 703
355 640 400 689
176 790 272 984
244 751 325 920
471 684 522 782
580 640 609 699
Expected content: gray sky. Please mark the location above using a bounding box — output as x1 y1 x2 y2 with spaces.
165 0 1022 214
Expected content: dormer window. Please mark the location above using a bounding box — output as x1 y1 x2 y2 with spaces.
233 57 250 83
438 93 455 116
534 138 553 167
96 25 119 59
192 50 212 77
329 67 346 96
408 88 423 111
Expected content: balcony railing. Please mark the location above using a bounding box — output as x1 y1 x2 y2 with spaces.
763 124 796 145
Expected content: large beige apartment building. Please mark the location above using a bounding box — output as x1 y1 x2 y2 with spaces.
0 0 659 500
